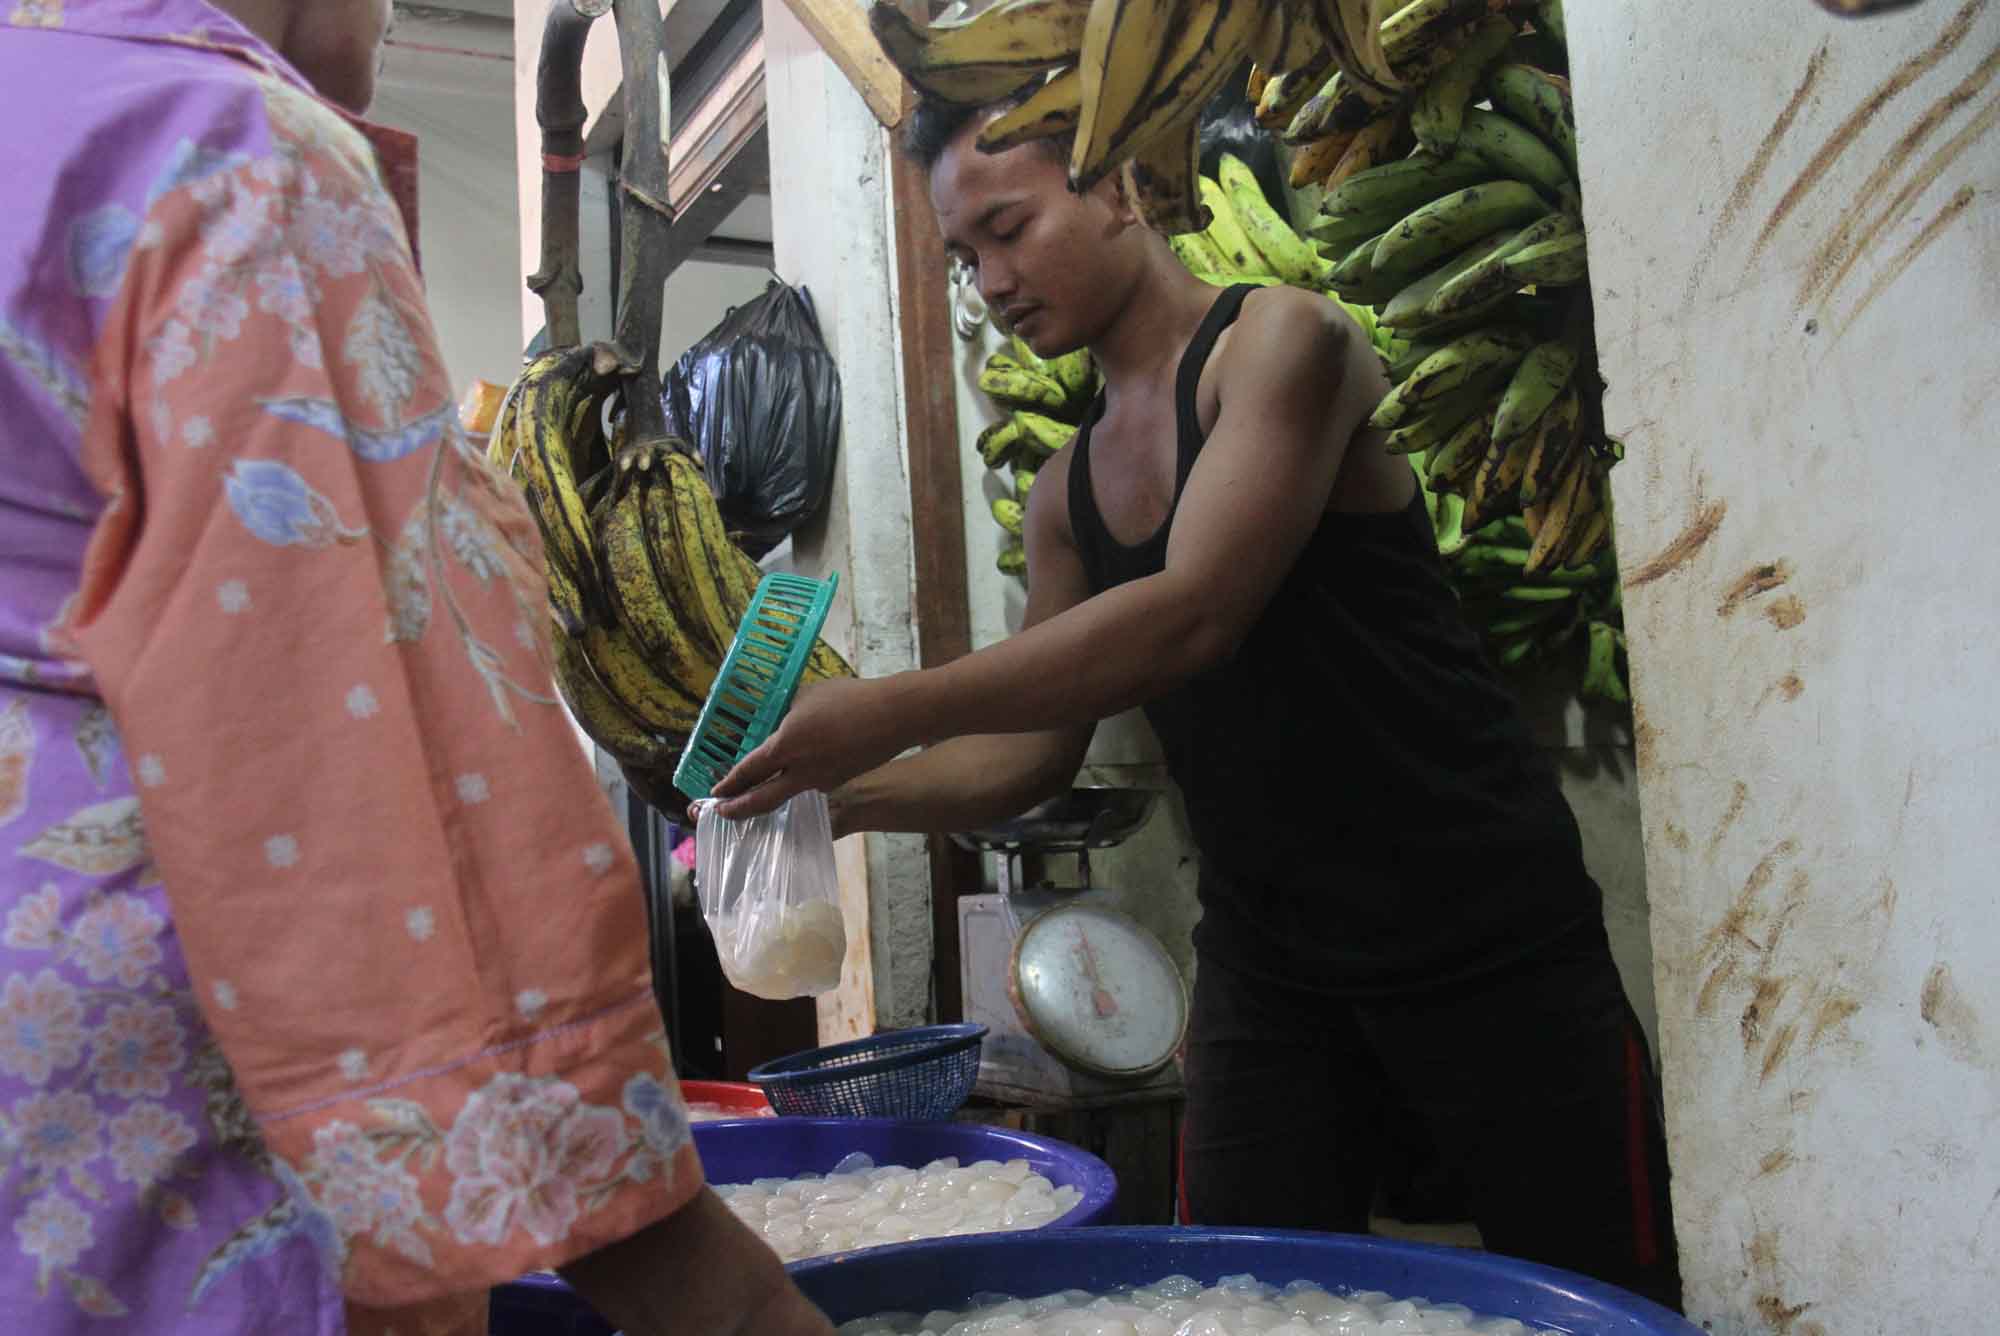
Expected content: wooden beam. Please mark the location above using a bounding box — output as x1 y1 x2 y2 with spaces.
889 85 980 1022
774 0 907 128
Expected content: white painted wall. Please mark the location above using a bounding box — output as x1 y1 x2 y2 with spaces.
761 0 932 1036
1573 2 2000 1329
376 14 523 389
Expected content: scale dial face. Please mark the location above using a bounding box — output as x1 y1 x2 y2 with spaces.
1007 904 1188 1079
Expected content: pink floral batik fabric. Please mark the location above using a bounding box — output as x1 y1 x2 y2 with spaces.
1 4 701 1333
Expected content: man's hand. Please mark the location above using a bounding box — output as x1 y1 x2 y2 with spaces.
710 677 913 820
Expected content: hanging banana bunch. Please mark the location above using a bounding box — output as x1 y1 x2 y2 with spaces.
1296 0 1625 702
493 0 853 817
973 338 1099 578
869 0 1404 233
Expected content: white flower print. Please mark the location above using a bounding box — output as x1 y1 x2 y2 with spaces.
514 990 547 1022
305 1121 428 1264
405 907 435 942
344 290 425 426
345 685 380 720
455 774 489 805
442 1073 630 1247
295 189 370 278
290 324 324 370
3 885 62 951
106 1103 197 1191
583 844 615 876
89 1000 185 1100
135 754 165 788
264 835 299 869
202 185 274 268
513 619 536 650
439 496 504 583
175 262 251 341
338 1049 370 1082
14 1191 93 1272
68 892 164 988
253 254 314 324
211 980 238 1011
0 969 86 1085
181 416 215 449
147 317 197 387
12 1091 104 1174
216 580 251 614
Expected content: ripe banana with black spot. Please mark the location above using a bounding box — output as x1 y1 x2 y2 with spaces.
868 0 1089 105
1410 16 1514 154
980 66 1085 152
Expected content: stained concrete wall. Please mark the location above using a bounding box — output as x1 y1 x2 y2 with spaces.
1573 2 2000 1328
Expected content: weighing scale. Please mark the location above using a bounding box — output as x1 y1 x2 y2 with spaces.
953 789 1189 1102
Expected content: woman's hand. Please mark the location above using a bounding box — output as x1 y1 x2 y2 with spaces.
710 677 912 820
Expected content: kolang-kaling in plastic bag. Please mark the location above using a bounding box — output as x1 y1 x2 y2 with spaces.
662 278 841 559
693 792 847 1000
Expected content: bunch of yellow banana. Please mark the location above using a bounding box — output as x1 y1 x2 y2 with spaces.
486 347 853 810
974 336 1100 577
868 0 1402 232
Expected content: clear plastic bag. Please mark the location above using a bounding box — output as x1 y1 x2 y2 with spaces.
694 792 848 1000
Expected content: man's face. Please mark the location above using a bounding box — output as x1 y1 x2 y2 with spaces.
930 123 1139 357
288 0 394 115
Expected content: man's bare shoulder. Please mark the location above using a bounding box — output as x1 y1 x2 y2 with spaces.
1219 286 1356 386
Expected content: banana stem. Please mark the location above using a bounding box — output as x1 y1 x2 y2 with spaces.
529 2 601 351
610 0 676 450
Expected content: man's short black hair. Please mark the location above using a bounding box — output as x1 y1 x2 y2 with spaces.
900 77 1075 172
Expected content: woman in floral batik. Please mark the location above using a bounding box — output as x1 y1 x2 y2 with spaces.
0 3 832 1334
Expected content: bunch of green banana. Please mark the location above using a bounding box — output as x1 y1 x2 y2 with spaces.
869 0 1404 230
1294 3 1606 566
486 347 855 810
1263 1 1628 702
974 337 1101 577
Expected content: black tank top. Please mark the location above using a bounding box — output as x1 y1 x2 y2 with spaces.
1068 285 1597 994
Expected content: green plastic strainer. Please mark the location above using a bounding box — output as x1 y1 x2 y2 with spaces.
673 571 839 801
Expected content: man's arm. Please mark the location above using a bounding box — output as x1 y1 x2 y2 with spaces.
824 446 1098 837
715 289 1382 817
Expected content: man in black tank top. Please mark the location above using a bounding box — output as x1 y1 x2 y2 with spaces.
710 89 1680 1308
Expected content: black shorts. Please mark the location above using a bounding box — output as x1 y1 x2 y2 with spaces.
1180 917 1682 1311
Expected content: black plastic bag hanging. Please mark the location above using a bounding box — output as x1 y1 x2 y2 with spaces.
1198 62 1288 222
662 279 841 558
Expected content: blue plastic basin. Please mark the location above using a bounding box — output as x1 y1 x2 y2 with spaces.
489 1119 1119 1335
692 1116 1119 1230
790 1227 1704 1334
